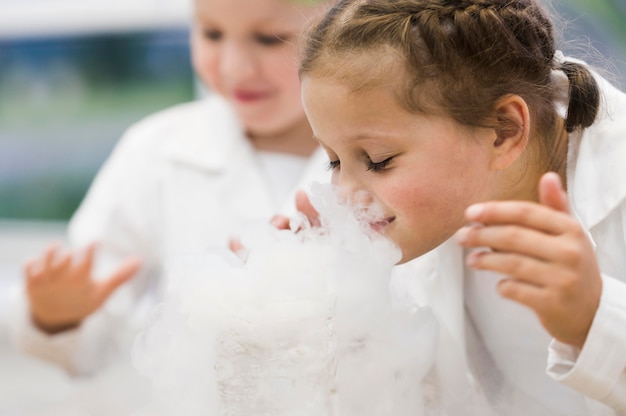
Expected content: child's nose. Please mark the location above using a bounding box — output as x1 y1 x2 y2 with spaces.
335 175 372 206
220 42 256 81
350 189 375 206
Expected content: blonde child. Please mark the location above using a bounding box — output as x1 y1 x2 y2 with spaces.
298 0 626 414
12 0 329 377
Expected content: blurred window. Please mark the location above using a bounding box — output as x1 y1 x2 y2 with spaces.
0 6 194 220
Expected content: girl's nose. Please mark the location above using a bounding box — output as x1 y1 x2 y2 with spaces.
334 173 373 206
220 42 257 82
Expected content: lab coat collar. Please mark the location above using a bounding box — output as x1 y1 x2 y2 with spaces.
398 239 475 401
162 95 248 172
568 72 626 230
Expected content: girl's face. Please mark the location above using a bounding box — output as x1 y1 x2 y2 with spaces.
192 0 317 137
302 76 502 263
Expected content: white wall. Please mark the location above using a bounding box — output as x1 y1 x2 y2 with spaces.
0 0 192 38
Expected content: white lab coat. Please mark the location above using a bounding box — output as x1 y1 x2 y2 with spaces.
10 69 626 415
11 95 330 376
394 67 626 414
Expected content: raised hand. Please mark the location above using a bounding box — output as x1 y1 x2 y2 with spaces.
24 243 141 334
456 172 603 348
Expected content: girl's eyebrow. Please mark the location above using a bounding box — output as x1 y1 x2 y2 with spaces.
313 133 389 142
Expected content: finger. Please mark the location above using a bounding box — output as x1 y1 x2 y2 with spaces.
466 249 553 287
229 238 244 253
51 252 72 273
43 243 60 271
270 215 291 230
295 190 320 227
457 223 564 261
23 258 42 281
497 277 550 313
95 258 142 306
464 199 576 235
75 243 97 280
538 172 569 214
29 244 61 281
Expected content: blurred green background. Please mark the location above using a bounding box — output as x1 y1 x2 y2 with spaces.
0 30 194 220
0 1 624 221
555 0 626 84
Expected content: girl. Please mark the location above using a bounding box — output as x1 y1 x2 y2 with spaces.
299 0 626 414
12 0 329 377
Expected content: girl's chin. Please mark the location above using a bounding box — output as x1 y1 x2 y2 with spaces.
236 113 287 138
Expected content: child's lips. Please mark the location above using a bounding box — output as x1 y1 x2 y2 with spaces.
369 217 395 232
233 89 271 103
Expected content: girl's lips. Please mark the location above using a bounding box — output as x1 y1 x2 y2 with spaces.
369 217 395 232
233 90 271 103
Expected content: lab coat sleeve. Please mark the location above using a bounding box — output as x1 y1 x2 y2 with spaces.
9 119 164 376
546 274 626 414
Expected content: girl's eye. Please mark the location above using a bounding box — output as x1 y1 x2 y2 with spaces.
255 34 288 46
203 30 222 41
366 157 393 172
327 160 340 171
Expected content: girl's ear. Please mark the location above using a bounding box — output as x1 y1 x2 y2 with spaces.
490 95 530 170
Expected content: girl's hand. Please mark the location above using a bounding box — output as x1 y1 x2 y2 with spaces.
228 190 321 256
270 190 321 231
456 172 603 348
24 243 141 335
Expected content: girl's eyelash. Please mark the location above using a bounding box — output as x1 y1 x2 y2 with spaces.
327 160 340 171
255 34 289 46
327 157 392 172
366 157 393 172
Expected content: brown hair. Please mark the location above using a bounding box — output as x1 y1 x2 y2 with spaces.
300 0 600 170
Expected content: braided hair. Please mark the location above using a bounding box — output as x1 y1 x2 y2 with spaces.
301 0 600 170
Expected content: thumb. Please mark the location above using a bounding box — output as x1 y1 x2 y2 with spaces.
538 172 569 214
95 258 142 306
270 215 291 230
295 190 320 227
229 238 244 253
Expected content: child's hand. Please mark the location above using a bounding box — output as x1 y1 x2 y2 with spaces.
270 190 321 231
456 172 603 348
24 243 141 335
229 191 321 258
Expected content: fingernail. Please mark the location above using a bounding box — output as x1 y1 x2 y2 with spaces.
465 204 484 219
455 227 470 243
466 252 478 267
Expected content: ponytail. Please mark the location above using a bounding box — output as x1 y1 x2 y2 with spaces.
560 62 600 132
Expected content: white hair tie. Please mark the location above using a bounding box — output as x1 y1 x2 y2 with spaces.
553 50 566 66
551 50 569 120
